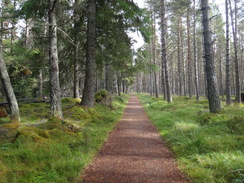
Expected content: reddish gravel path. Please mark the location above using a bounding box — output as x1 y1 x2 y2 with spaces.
81 95 189 183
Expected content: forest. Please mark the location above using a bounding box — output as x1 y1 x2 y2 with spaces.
0 0 243 182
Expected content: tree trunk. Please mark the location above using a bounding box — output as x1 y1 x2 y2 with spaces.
73 0 80 98
38 69 43 97
0 14 20 123
177 17 182 96
117 72 121 96
201 0 221 113
81 0 96 107
229 0 241 103
105 63 114 94
219 50 224 98
193 0 200 101
49 0 63 118
73 46 80 98
26 18 34 49
152 15 159 98
161 0 172 103
187 7 192 99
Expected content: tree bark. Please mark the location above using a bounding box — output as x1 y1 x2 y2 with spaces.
152 15 159 98
73 0 80 98
193 0 199 101
26 18 34 49
201 0 221 113
177 17 182 96
219 49 224 98
0 12 20 123
187 7 192 99
81 0 96 107
49 0 63 118
161 0 172 103
229 0 241 103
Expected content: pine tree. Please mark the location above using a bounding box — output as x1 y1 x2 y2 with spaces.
81 0 96 107
201 0 221 113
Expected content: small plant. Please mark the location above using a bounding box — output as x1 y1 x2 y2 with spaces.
94 89 112 108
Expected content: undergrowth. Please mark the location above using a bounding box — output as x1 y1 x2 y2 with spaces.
0 94 129 183
138 94 244 183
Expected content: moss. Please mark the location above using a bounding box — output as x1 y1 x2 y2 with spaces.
0 95 128 183
64 106 92 124
0 123 19 143
62 97 81 104
37 117 68 131
16 126 49 143
227 117 244 134
0 160 8 183
94 89 108 102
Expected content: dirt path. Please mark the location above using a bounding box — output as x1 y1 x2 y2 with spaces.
81 95 189 183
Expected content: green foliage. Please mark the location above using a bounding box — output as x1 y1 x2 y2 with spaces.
0 95 129 182
94 89 109 103
138 94 244 183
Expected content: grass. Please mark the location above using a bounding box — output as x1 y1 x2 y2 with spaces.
0 94 129 183
138 94 244 183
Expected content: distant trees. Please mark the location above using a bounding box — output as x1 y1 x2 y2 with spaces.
135 0 243 111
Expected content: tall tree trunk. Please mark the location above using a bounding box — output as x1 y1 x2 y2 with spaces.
225 0 231 105
229 0 241 103
152 15 159 98
49 0 63 118
0 11 20 123
161 0 172 103
177 17 182 96
219 50 224 98
193 0 200 101
182 30 187 96
73 45 80 98
10 0 16 55
73 0 80 98
117 72 121 96
201 0 221 113
81 0 96 107
105 63 114 94
187 7 192 99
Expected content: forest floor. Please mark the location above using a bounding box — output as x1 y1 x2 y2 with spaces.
81 95 189 183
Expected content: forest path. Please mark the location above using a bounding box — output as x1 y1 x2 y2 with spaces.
81 95 189 183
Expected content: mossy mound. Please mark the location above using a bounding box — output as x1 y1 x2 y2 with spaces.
62 97 81 104
37 117 73 131
0 123 19 143
94 89 112 108
64 106 92 124
0 160 8 183
16 126 50 143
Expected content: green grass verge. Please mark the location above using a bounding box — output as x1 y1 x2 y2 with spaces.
0 94 129 183
138 94 244 183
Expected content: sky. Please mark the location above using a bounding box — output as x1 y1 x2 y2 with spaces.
129 0 146 50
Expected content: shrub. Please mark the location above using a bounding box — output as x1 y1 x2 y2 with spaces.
94 89 112 108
